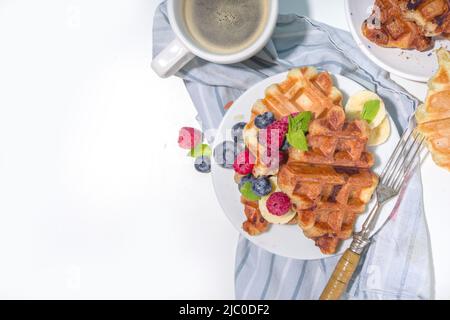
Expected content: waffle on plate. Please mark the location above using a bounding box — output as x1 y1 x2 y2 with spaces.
243 67 343 178
278 107 378 254
362 0 450 51
233 67 388 254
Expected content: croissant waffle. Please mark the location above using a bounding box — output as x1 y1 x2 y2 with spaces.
244 67 344 177
401 0 450 37
361 0 444 51
289 106 375 169
277 163 378 254
240 68 378 254
241 196 269 236
416 48 450 171
278 107 378 254
249 66 343 121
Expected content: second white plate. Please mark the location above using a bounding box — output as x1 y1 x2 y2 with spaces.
345 0 447 82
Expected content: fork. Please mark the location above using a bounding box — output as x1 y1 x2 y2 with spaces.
320 117 426 300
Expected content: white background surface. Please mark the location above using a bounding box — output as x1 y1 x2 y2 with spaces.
0 0 448 299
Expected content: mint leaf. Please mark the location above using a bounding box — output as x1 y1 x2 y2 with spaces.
289 115 302 132
298 111 312 132
289 112 312 133
288 114 295 131
287 112 312 151
287 129 308 151
240 181 261 201
361 100 380 123
188 144 211 158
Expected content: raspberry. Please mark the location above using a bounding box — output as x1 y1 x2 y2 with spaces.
178 127 202 149
233 149 255 175
266 192 291 216
258 120 288 153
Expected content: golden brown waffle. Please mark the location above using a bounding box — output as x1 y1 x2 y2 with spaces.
362 0 433 51
277 164 378 254
289 106 375 169
401 0 450 37
239 67 377 254
249 67 343 121
241 195 297 235
244 67 344 177
241 196 269 236
416 48 450 171
277 107 378 254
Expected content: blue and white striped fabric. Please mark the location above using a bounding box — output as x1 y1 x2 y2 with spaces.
153 2 432 300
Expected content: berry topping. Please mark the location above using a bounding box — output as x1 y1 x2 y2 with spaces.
178 127 202 149
266 192 291 216
233 149 255 175
281 138 290 151
255 112 275 129
231 122 247 143
258 120 288 151
252 177 273 197
407 0 422 10
194 156 211 173
214 141 244 169
240 181 261 201
238 174 255 191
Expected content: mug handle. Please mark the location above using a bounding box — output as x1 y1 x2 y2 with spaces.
151 38 195 78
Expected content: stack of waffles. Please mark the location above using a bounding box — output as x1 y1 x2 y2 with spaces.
278 106 378 254
416 48 450 171
241 67 343 235
362 0 450 51
240 67 378 254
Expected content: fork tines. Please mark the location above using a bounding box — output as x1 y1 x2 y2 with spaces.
379 125 426 194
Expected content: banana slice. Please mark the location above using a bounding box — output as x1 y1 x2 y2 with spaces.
345 90 387 129
259 177 296 224
243 122 258 156
368 116 391 146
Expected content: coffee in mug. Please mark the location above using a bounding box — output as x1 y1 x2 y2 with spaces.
183 0 270 54
151 0 278 78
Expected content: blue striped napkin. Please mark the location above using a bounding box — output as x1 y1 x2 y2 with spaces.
153 1 432 299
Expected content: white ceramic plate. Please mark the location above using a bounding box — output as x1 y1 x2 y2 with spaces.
211 71 400 260
345 0 448 82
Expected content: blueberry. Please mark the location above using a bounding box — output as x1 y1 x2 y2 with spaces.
407 0 422 10
238 174 255 191
213 140 244 169
252 177 273 197
281 138 290 151
194 156 211 173
231 122 246 142
255 112 275 129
